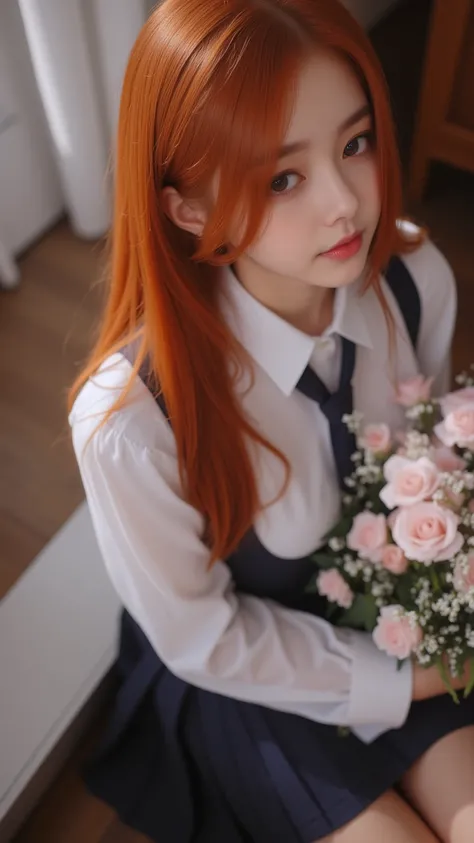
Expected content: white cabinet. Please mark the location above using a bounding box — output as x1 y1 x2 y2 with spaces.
0 0 63 257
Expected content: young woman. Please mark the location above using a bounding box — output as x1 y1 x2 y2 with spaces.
69 1 474 840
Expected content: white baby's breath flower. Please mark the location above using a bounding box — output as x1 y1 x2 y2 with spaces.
342 411 363 434
403 430 431 460
406 403 427 421
466 626 474 648
343 558 365 577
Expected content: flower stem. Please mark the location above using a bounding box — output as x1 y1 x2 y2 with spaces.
464 656 474 699
437 657 459 704
430 568 441 593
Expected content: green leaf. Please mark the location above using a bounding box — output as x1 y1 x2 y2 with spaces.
430 567 441 593
325 516 354 540
336 594 379 632
370 500 388 515
464 656 474 699
310 553 339 569
394 576 415 608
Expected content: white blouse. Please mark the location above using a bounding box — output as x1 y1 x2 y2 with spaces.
70 239 456 743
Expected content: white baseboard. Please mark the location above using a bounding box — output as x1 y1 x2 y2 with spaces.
0 503 121 832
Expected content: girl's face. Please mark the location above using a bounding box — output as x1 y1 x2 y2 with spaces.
234 48 381 294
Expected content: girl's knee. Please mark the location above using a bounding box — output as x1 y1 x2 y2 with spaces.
316 789 440 843
401 726 474 843
446 805 474 843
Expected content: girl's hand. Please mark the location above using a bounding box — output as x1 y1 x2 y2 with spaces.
412 660 471 702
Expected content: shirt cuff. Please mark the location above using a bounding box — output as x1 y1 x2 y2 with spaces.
347 630 413 740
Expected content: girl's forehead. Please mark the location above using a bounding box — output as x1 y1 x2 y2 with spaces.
283 50 369 146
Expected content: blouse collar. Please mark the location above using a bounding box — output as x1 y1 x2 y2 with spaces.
221 267 373 396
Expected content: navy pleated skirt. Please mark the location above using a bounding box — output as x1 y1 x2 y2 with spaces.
84 609 474 843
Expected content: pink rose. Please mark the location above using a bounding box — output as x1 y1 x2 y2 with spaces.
430 446 467 472
435 404 474 450
380 456 439 509
392 502 464 564
381 544 409 575
347 512 387 562
373 605 423 659
317 569 354 609
358 423 392 454
395 375 433 407
453 553 474 594
440 387 474 415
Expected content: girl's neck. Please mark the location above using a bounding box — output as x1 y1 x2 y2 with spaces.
232 258 335 337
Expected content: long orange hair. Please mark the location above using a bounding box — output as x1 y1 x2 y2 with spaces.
69 0 420 562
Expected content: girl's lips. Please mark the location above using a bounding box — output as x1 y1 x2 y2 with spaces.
320 232 363 260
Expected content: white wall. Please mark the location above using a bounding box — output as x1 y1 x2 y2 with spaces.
0 0 63 255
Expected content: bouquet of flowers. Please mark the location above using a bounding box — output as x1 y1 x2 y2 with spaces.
307 370 474 700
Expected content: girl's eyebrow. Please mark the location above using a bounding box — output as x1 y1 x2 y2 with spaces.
337 103 372 134
278 140 310 160
278 104 372 161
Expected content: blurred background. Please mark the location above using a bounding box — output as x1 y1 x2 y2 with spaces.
0 0 473 840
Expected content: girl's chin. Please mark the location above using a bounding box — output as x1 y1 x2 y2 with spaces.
308 259 367 290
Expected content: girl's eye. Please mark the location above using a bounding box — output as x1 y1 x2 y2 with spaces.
270 171 302 195
343 132 372 158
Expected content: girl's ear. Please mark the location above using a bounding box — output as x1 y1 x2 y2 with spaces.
162 186 208 236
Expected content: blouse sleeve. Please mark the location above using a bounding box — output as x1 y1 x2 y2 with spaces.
70 363 413 743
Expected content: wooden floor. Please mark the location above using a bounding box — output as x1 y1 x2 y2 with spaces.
6 0 474 840
0 220 105 598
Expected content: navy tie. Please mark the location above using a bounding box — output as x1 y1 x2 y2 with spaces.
296 336 357 489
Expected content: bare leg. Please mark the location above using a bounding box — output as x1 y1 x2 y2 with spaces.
315 788 440 842
401 726 474 843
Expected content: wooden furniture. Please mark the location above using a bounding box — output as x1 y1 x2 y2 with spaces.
408 0 474 203
0 237 20 289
